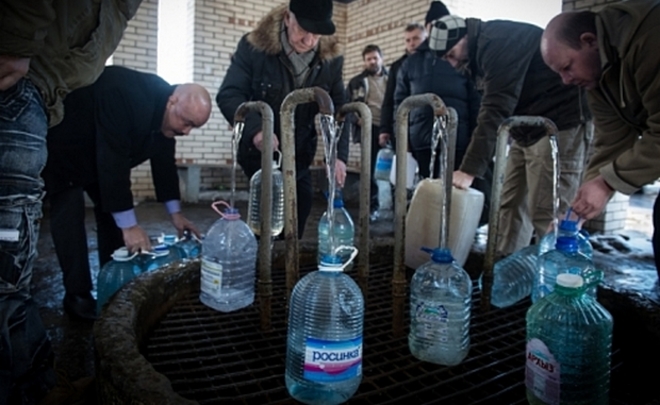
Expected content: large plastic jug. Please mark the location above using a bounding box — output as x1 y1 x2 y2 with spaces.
526 273 612 405
405 179 484 268
389 152 418 189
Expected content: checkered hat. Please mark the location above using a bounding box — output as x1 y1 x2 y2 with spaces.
429 15 467 56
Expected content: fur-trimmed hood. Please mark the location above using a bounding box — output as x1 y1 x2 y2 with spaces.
247 4 342 61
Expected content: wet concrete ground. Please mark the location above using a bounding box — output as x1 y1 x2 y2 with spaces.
31 187 660 403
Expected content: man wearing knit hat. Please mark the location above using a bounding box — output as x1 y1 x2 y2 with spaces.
217 0 349 238
393 2 489 225
431 14 592 255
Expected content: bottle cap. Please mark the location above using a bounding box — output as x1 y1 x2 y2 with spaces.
556 273 584 288
421 247 454 264
163 234 177 245
319 254 343 271
555 236 578 253
558 219 578 232
152 244 170 257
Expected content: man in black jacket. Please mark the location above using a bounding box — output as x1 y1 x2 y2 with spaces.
43 66 210 321
347 44 388 219
434 15 591 255
216 0 348 238
379 23 427 148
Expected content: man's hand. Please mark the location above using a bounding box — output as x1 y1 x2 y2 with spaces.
121 225 152 253
571 176 615 220
452 170 474 190
334 159 347 188
378 133 390 148
252 130 279 152
171 212 201 239
0 56 30 91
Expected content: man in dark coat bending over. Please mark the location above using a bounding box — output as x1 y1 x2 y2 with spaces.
43 66 211 321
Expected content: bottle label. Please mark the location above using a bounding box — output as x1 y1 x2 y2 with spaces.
200 258 223 298
376 158 393 171
303 336 362 382
413 301 449 341
525 338 561 404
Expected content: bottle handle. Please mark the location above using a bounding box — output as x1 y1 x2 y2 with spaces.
274 149 282 169
320 245 359 272
581 268 604 291
211 200 240 219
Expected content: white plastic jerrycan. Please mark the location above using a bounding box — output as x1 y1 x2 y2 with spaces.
390 152 418 190
405 178 484 268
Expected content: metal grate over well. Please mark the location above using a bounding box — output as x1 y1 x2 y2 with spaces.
143 261 636 405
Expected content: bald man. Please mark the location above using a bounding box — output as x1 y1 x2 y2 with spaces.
43 66 211 321
541 1 660 276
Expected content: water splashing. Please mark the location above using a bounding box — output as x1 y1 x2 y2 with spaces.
549 134 559 237
320 114 339 257
231 122 245 208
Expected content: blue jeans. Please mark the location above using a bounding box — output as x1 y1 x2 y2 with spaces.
0 78 55 404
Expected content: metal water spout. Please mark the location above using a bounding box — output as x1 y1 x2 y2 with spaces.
233 101 275 331
392 93 448 337
280 87 334 300
482 116 559 312
337 102 372 297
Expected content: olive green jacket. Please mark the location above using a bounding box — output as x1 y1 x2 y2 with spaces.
0 0 143 126
585 0 660 194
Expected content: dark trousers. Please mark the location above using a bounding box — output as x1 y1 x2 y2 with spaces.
48 183 123 298
653 192 660 278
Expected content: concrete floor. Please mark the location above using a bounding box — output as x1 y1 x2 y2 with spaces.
30 189 660 402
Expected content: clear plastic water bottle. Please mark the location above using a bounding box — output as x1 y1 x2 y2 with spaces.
142 244 180 272
533 236 596 303
374 143 394 181
318 192 355 267
247 153 284 237
526 273 612 405
479 244 538 308
176 229 202 260
409 247 472 366
285 248 363 405
538 219 593 259
200 202 258 312
96 247 140 313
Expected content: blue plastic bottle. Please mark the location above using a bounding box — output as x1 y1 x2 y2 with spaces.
318 192 355 267
409 247 472 365
480 244 538 308
200 203 258 312
538 219 593 259
374 143 394 181
176 229 202 260
142 244 180 272
533 235 596 303
285 248 363 405
161 234 186 261
96 247 140 313
526 273 612 405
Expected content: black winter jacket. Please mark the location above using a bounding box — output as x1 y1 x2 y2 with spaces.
216 5 349 178
461 18 590 178
394 40 481 161
43 66 180 213
380 53 407 138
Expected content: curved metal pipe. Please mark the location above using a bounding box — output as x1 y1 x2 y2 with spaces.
482 116 559 313
234 101 275 331
392 93 448 337
337 102 372 298
280 87 334 301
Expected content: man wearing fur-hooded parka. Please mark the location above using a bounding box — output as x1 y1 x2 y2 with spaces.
217 0 349 238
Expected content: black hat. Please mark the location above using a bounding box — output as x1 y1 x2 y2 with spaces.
424 1 450 25
289 0 336 36
429 15 467 56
